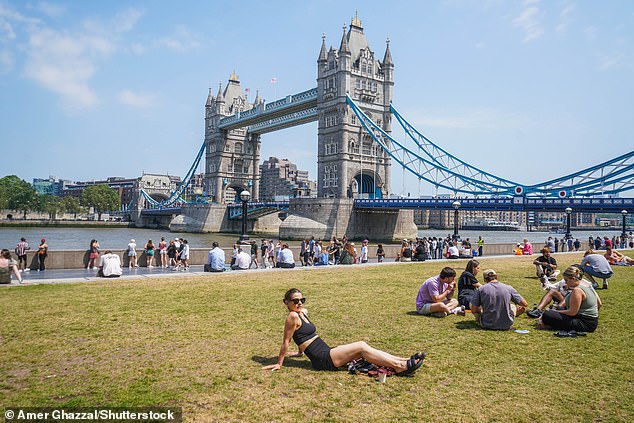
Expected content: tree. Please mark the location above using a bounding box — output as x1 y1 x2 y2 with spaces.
41 195 64 220
80 185 120 220
0 175 39 218
61 196 83 219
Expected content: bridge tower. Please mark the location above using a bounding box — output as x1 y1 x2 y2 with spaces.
317 13 393 199
203 72 262 203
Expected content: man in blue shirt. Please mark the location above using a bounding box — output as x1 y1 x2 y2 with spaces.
206 242 226 272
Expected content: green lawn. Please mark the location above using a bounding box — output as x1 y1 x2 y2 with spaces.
1 252 633 422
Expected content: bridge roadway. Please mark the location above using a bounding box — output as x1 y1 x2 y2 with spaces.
142 197 633 219
218 88 318 134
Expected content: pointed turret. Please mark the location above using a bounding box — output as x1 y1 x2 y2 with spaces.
339 24 350 54
318 33 327 63
383 37 393 67
254 89 263 106
351 10 362 29
216 81 224 102
205 87 214 108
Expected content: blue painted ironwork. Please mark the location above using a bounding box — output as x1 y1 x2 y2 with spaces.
141 207 182 216
227 201 290 219
354 197 634 213
218 88 318 132
387 101 634 197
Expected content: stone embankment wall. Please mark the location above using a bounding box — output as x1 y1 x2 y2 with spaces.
23 243 524 270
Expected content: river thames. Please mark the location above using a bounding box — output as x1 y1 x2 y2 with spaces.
0 226 625 250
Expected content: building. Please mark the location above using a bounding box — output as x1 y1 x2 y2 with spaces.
259 157 316 201
62 174 180 209
316 13 393 198
32 177 73 196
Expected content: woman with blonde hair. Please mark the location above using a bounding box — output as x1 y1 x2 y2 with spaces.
539 266 602 332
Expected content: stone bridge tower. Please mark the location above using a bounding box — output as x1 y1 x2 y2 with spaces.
316 13 393 199
203 72 262 203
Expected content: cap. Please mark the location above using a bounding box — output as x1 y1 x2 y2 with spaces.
41 238 46 242
130 239 135 243
483 269 497 280
363 239 369 243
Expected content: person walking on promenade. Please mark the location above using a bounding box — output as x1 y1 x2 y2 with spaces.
145 239 155 268
261 239 268 269
0 249 25 284
263 288 425 374
87 239 100 270
267 240 276 268
477 236 484 257
15 237 30 272
167 240 177 268
127 239 138 268
249 240 259 269
158 237 168 268
37 238 48 271
360 240 369 264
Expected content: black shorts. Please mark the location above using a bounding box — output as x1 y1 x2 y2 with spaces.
304 337 337 371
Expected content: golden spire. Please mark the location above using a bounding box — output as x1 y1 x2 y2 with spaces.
351 10 362 28
229 69 239 82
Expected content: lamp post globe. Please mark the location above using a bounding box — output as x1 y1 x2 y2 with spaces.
239 190 251 243
622 210 628 239
564 207 572 240
452 201 461 240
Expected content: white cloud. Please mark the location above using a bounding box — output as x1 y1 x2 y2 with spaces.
512 3 544 42
584 25 597 41
555 2 575 34
31 2 66 18
118 90 156 108
408 108 532 131
0 4 145 111
0 48 14 73
155 25 201 52
598 53 624 71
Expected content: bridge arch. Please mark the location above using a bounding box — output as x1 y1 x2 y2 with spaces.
348 171 383 199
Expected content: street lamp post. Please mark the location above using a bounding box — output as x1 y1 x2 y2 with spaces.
564 207 572 241
452 201 461 240
622 210 628 240
239 190 251 243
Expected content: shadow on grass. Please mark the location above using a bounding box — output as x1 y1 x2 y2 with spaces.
454 320 481 330
252 355 313 370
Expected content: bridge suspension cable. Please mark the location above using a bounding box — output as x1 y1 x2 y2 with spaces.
140 141 206 208
390 103 634 197
347 96 634 197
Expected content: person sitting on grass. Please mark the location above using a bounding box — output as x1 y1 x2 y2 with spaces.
458 259 481 308
470 269 528 331
232 246 251 271
275 243 296 269
98 250 122 278
447 242 460 259
527 267 594 318
538 266 601 333
533 247 559 284
415 267 464 317
580 249 613 290
262 288 425 374
603 247 634 266
522 239 533 255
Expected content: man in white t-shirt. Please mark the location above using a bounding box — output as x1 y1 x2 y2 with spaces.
98 250 122 278
447 242 460 259
232 246 251 270
276 243 295 268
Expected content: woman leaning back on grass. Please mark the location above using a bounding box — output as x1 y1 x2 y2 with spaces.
263 288 425 374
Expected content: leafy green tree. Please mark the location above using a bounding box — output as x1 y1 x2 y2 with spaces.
61 195 83 219
41 195 64 220
0 175 39 218
80 185 120 220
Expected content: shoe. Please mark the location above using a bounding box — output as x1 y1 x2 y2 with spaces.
527 308 543 318
398 354 425 376
602 282 608 290
24 268 29 272
592 282 599 290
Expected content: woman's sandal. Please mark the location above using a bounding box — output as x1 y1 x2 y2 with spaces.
399 352 425 376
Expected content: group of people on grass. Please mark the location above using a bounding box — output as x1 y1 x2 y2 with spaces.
264 246 623 374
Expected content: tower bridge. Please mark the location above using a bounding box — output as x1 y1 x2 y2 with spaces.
133 13 632 240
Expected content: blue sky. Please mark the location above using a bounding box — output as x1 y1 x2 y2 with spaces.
1 0 632 197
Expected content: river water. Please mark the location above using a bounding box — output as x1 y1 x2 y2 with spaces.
0 226 625 250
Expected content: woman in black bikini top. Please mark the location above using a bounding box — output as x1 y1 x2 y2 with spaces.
263 288 425 374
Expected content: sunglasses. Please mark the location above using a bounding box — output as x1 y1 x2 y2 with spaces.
291 298 307 305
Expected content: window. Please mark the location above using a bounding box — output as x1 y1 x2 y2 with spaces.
355 80 361 89
235 142 243 154
323 165 338 188
351 115 356 125
362 142 371 156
